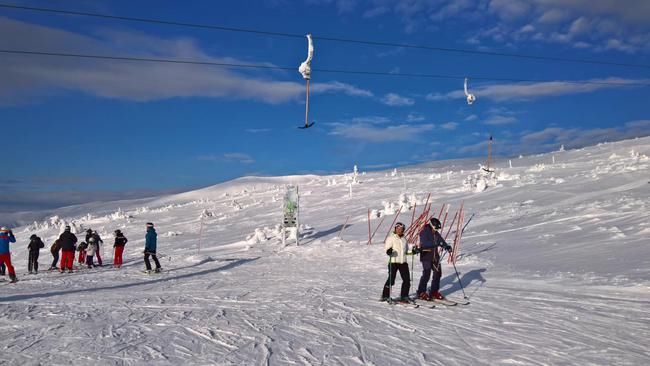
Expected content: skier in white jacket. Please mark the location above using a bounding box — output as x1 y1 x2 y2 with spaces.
380 222 413 303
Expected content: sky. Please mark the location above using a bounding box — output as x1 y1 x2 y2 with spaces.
1 0 649 213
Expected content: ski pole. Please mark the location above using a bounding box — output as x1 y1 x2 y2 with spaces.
461 213 475 235
410 248 414 297
451 260 468 299
388 257 392 303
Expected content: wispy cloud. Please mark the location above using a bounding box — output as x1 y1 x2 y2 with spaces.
329 122 435 142
197 153 255 164
245 128 271 133
381 93 415 106
427 78 646 103
455 119 650 156
441 122 458 130
0 18 372 105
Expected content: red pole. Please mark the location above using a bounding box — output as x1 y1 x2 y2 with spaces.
383 206 403 243
444 211 458 241
410 202 417 227
370 216 386 243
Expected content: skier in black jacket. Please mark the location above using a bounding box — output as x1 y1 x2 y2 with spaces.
58 226 78 273
113 229 128 268
27 234 45 274
416 217 452 301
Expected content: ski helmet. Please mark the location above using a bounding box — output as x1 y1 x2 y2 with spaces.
86 229 92 234
146 222 154 228
394 222 406 230
114 229 122 235
429 217 442 230
0 227 8 232
30 234 38 240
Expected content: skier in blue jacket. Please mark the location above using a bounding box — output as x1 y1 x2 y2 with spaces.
416 217 452 301
144 222 162 273
0 226 18 283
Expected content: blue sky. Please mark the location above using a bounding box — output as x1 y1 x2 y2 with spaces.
1 0 649 213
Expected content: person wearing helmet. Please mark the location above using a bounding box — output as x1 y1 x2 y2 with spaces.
416 217 453 301
0 227 18 283
144 223 162 273
86 229 104 266
380 222 413 303
27 234 45 274
57 225 78 273
85 237 97 268
113 229 128 268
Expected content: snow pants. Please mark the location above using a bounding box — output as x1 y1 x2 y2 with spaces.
51 251 59 269
86 255 94 268
28 251 40 272
78 250 86 264
144 252 161 271
60 250 75 271
114 246 124 267
382 262 410 299
417 250 442 296
0 253 16 277
95 245 103 266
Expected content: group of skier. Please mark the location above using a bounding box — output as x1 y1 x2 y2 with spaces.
0 222 162 283
381 216 453 304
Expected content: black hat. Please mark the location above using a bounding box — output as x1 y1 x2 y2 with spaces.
30 234 38 240
429 217 442 230
65 225 71 232
146 222 154 228
86 229 92 233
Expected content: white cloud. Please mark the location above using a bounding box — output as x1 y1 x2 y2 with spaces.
245 128 271 133
426 78 647 103
441 122 459 130
310 81 374 97
197 153 255 164
0 18 372 105
484 115 516 125
328 119 435 142
457 119 650 156
407 113 426 122
381 93 415 106
465 114 478 121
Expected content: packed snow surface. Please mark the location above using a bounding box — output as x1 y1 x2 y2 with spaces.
1 137 649 365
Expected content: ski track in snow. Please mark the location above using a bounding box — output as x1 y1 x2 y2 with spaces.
1 138 650 365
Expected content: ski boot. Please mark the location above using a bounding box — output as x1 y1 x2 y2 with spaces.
9 274 18 283
154 268 162 273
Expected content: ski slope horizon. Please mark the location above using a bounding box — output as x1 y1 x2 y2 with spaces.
1 136 649 365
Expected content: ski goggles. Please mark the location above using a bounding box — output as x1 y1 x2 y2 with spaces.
394 223 406 230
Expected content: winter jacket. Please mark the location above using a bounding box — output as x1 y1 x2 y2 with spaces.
50 240 61 254
86 233 103 247
418 225 450 263
384 232 410 264
27 237 45 253
114 235 128 248
58 231 78 252
0 229 16 254
86 241 97 256
77 242 87 252
145 228 157 253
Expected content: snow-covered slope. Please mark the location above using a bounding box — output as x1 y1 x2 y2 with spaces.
1 137 649 365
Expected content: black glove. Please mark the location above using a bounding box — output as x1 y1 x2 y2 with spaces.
444 245 452 253
386 248 393 256
411 247 420 255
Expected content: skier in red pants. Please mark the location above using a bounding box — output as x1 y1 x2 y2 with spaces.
113 229 128 268
0 227 18 283
58 226 78 273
